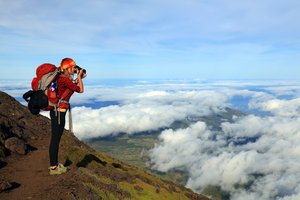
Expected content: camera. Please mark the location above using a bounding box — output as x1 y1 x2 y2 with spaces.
74 65 87 76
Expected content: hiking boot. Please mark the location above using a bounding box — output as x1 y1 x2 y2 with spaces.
58 163 68 173
49 167 65 175
49 164 68 175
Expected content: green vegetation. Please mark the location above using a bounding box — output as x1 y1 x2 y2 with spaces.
59 131 208 200
88 133 159 168
87 132 192 193
84 183 118 200
202 185 230 200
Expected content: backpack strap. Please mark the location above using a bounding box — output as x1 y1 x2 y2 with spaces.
68 105 74 135
39 70 60 91
48 72 61 88
54 89 72 125
56 89 71 107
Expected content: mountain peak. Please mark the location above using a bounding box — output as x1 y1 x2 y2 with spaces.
0 91 209 200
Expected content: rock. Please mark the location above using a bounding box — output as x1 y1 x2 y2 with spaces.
0 160 7 168
0 145 7 157
10 127 24 138
0 179 12 192
4 137 27 155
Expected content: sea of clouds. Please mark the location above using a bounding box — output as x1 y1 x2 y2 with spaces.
2 79 300 200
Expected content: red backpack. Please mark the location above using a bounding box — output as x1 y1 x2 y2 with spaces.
31 63 60 110
23 63 70 114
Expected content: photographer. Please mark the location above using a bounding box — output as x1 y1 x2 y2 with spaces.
48 57 86 175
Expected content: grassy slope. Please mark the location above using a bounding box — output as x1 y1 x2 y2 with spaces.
60 132 208 200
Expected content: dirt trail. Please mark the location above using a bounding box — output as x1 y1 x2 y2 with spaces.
1 135 73 200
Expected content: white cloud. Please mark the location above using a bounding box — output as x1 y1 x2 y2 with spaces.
149 86 300 200
249 98 300 117
70 89 229 139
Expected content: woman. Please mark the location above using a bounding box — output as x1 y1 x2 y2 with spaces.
49 58 86 175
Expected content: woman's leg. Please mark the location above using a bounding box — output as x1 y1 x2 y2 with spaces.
49 110 66 167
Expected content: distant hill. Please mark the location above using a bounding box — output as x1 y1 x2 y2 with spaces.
0 91 209 200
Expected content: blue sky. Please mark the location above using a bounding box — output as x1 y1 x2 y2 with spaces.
1 0 300 80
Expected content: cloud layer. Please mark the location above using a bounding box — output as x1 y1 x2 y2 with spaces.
71 89 228 139
2 79 300 199
148 83 300 200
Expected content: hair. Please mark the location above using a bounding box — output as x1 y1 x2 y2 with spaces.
59 66 72 79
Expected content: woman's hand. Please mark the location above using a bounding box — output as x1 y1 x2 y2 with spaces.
76 69 85 93
77 69 87 79
78 69 83 79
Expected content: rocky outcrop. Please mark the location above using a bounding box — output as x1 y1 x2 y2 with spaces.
4 137 26 155
0 91 50 157
0 179 12 192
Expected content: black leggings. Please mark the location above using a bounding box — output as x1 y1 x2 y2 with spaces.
49 110 66 166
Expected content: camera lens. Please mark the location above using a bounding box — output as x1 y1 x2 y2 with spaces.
75 65 86 75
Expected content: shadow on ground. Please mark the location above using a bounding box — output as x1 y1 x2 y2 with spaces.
76 154 107 168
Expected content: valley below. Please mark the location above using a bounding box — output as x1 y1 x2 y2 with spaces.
86 108 245 200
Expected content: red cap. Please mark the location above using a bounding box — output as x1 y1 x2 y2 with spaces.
60 58 76 69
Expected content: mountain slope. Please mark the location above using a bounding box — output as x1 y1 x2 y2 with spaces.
0 91 209 200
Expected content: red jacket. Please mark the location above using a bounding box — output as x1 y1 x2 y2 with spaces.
57 75 80 109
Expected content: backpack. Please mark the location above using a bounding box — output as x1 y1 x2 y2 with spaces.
23 63 69 115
